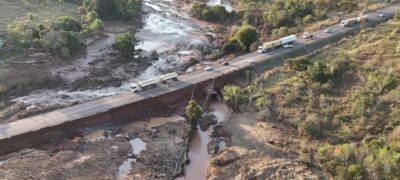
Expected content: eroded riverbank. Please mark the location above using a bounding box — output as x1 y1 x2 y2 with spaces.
177 102 231 180
0 0 224 124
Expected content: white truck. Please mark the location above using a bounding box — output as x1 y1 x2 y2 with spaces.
258 34 297 53
130 72 178 93
341 15 368 27
160 72 178 83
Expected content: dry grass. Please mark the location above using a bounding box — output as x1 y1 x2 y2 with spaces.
0 0 78 33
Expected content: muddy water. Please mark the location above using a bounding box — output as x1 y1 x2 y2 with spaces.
177 102 231 180
136 0 212 80
123 114 185 132
52 33 116 82
117 138 147 180
11 0 215 109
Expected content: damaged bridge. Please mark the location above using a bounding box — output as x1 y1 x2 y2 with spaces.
1 4 400 155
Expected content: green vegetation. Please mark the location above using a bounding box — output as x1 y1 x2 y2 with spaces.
191 3 231 23
5 11 102 58
0 0 78 32
53 16 82 32
113 32 134 58
186 100 203 129
222 16 400 179
1 0 111 58
82 0 142 21
191 0 389 55
224 24 259 53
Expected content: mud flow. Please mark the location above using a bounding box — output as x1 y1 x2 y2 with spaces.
177 102 231 180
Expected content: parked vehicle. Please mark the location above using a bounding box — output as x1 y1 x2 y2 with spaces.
130 72 178 92
130 78 160 93
160 72 178 82
283 44 293 48
341 15 368 27
258 34 297 53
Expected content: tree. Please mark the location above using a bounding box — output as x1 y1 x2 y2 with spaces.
223 85 241 111
255 97 270 120
235 25 259 52
53 16 82 32
89 18 103 34
245 86 256 108
114 32 134 58
186 100 203 129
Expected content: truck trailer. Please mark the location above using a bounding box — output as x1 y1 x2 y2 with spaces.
130 72 178 93
258 34 297 53
160 72 178 83
341 15 368 27
130 78 160 93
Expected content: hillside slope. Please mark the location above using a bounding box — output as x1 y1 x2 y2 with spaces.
209 13 400 179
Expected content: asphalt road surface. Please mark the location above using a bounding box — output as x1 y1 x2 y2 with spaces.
1 3 399 142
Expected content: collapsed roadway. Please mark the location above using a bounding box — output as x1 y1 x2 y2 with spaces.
0 3 399 155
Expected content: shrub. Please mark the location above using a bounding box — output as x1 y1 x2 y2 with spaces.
191 3 229 22
347 164 364 180
43 31 81 58
114 32 134 58
350 90 374 117
223 39 241 53
53 16 82 32
89 18 103 33
306 61 331 83
394 10 400 21
298 114 322 138
83 0 141 21
286 56 310 71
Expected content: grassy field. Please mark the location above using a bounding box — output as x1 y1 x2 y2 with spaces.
0 0 78 33
235 16 400 179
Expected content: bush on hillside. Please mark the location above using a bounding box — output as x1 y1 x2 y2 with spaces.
306 61 332 83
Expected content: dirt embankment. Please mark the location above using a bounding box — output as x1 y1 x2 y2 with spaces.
207 112 327 179
0 107 190 179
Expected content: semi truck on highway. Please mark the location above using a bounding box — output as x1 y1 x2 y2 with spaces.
130 72 178 93
341 15 368 27
258 34 297 53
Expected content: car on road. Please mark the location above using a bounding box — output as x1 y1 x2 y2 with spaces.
248 59 256 64
204 66 213 71
379 13 386 17
283 44 294 48
303 32 313 39
324 28 331 33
